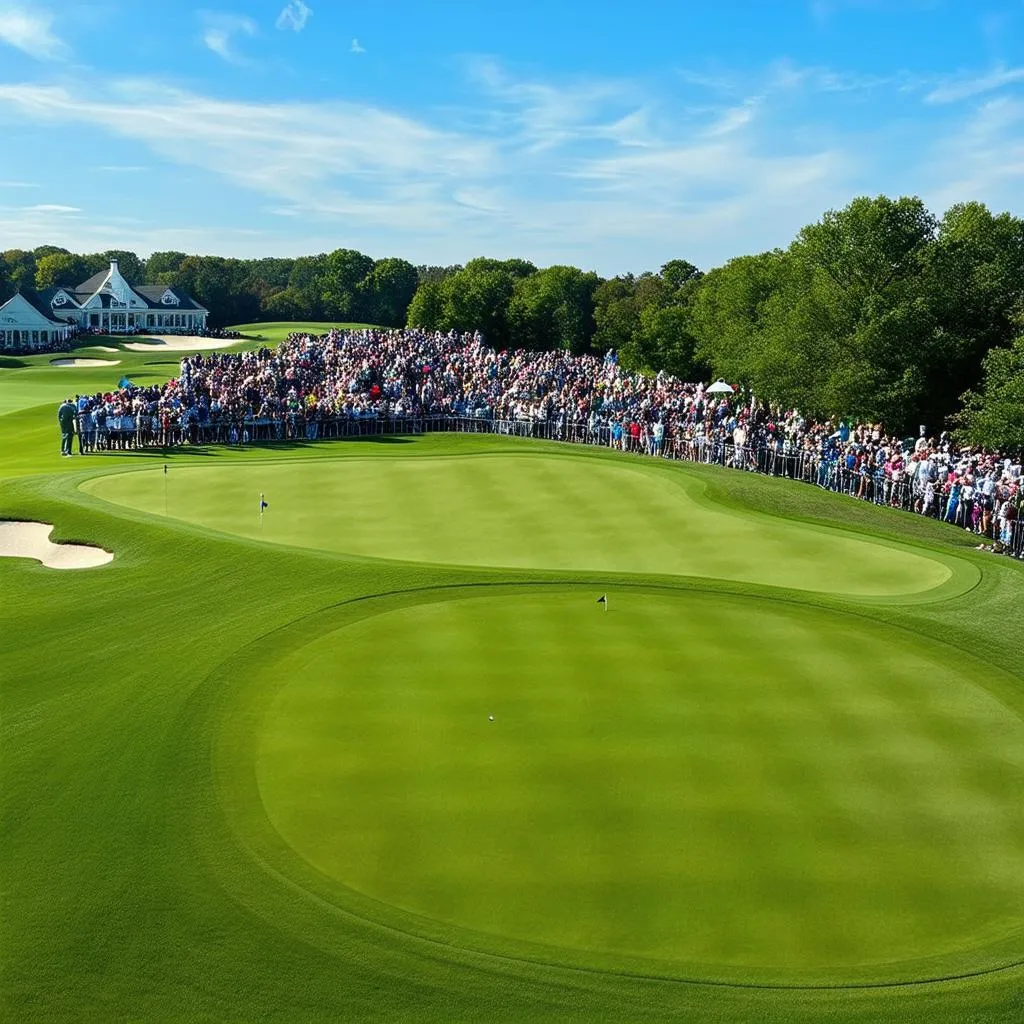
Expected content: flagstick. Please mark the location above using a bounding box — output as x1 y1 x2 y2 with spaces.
163 464 168 517
259 492 264 530
604 594 608 612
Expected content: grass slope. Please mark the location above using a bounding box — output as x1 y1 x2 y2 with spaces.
230 321 379 345
2 346 1024 1022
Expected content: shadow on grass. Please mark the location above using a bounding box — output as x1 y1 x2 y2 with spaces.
0 357 29 369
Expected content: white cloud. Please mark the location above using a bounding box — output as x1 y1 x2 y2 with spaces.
0 4 68 61
924 97 1024 213
0 180 38 187
0 67 862 270
200 12 257 64
704 100 759 137
276 0 312 32
24 203 79 213
0 57 1020 272
350 38 364 54
0 80 496 238
924 66 1024 104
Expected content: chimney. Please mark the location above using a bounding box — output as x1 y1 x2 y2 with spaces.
110 259 119 274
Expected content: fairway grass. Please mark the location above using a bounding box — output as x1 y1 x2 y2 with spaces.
252 588 1024 981
3 346 1024 1023
84 453 964 597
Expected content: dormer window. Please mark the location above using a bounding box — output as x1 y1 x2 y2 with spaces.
53 293 67 306
161 290 179 306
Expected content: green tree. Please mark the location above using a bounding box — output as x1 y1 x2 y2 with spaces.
261 288 305 321
145 251 188 283
35 252 88 290
320 248 374 320
954 337 1024 452
507 265 600 353
1 249 37 293
103 250 144 282
593 276 639 355
416 264 461 286
787 195 941 428
287 254 328 319
439 265 517 345
359 258 419 327
32 244 69 261
919 203 1024 423
406 281 445 330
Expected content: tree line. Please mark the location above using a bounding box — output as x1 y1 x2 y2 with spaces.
2 194 1022 449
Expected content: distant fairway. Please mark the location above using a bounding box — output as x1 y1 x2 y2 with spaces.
250 588 1024 980
84 452 961 597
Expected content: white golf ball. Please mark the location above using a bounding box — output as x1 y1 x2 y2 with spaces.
488 715 494 722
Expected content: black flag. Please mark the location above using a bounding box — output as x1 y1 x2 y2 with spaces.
597 594 607 604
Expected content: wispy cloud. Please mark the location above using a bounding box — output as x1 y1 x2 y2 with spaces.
0 202 80 213
200 12 257 64
0 55 1020 272
350 38 364 54
925 96 1024 212
0 4 68 61
0 179 38 188
276 0 312 32
97 165 146 173
0 80 495 237
925 65 1024 104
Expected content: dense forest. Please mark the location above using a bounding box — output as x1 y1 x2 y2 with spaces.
2 195 1022 449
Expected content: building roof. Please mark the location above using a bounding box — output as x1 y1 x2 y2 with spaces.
16 289 65 324
132 285 208 312
75 269 110 296
44 262 209 315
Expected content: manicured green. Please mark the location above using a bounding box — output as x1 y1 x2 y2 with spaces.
255 589 1024 981
86 453 965 598
2 330 1024 1023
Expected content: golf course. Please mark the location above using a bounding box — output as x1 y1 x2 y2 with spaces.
3 332 1024 1023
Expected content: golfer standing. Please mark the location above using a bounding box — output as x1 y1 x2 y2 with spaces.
57 397 76 457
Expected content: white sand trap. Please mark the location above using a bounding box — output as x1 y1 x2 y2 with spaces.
0 521 113 570
50 358 121 367
123 335 235 352
91 345 118 352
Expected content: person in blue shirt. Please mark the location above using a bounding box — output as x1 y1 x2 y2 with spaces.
944 478 962 523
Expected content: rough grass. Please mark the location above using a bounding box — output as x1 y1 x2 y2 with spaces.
1 357 1023 1022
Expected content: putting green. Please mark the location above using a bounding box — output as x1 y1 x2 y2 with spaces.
84 453 958 596
250 589 1024 982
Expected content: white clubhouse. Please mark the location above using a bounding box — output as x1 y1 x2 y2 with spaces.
0 260 209 350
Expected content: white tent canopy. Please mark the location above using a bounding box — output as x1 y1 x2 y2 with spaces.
705 379 735 394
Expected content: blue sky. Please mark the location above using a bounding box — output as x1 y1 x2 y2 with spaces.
0 0 1022 273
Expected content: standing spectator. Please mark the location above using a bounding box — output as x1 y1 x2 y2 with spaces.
57 398 76 457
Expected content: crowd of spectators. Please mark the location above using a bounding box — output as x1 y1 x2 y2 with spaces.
60 327 1024 557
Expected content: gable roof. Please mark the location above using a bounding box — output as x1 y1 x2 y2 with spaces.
16 289 64 324
64 263 208 313
39 286 81 309
75 269 109 296
132 285 208 312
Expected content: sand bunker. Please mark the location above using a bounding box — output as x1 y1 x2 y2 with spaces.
50 358 121 367
123 336 236 352
91 346 118 352
0 521 113 570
